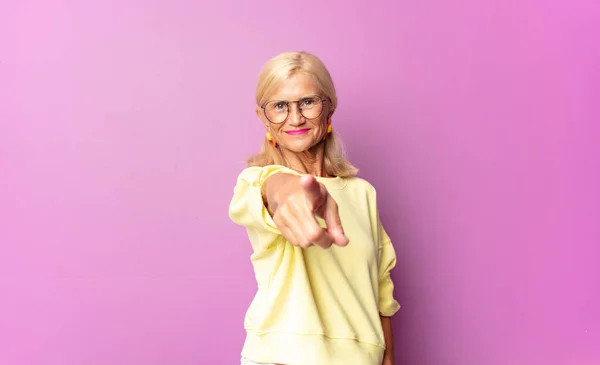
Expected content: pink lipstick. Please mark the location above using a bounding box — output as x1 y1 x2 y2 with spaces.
285 129 310 135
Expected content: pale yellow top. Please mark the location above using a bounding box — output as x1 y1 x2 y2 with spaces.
229 165 400 365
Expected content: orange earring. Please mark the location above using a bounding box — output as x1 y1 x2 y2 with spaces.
323 120 333 141
266 131 277 147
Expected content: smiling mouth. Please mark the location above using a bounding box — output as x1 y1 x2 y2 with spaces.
285 129 310 135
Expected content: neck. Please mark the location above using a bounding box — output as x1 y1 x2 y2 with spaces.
280 142 328 177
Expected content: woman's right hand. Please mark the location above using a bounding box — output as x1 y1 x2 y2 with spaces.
263 173 349 248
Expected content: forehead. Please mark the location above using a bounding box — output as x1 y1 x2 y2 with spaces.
269 72 320 101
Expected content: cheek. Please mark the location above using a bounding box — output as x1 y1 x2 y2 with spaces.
269 124 284 136
310 117 328 130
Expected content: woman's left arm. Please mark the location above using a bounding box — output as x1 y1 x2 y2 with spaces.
377 228 399 365
374 190 400 365
381 315 395 365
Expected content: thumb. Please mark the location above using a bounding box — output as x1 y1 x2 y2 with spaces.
300 175 325 210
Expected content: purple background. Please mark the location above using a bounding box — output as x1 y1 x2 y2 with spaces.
1 0 598 364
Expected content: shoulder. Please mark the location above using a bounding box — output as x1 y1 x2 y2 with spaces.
235 165 300 185
338 176 382 205
235 166 263 181
343 176 378 194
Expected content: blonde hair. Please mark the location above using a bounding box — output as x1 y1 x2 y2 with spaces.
247 51 359 177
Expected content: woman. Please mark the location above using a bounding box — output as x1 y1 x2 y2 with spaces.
229 51 400 365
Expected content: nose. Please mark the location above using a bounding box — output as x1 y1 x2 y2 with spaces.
286 103 304 126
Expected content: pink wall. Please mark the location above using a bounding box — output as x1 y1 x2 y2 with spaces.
1 0 598 364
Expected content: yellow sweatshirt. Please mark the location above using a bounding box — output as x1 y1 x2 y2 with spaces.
229 165 400 365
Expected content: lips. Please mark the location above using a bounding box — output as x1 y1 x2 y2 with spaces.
285 129 310 135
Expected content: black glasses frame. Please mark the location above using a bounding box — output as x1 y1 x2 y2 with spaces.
260 95 328 124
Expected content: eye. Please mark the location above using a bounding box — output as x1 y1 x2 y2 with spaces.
267 101 286 111
301 97 318 108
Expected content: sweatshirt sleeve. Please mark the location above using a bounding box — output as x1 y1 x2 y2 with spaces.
378 224 401 317
228 165 300 234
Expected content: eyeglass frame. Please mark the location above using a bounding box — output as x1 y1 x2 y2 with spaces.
260 94 329 124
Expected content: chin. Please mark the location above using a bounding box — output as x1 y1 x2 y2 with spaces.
281 139 318 153
283 145 310 153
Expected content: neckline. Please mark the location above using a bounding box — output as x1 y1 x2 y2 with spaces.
271 164 348 190
313 175 347 190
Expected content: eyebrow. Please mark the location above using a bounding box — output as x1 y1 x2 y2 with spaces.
268 94 321 101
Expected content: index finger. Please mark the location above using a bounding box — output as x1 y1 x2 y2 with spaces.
300 175 325 211
322 196 349 246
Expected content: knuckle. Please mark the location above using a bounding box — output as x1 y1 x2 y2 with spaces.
299 241 312 248
289 192 303 203
306 229 324 242
278 203 289 216
273 214 284 226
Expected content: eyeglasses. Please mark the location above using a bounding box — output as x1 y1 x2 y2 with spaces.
260 95 328 124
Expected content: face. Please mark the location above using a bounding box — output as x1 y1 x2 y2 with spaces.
257 73 331 153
